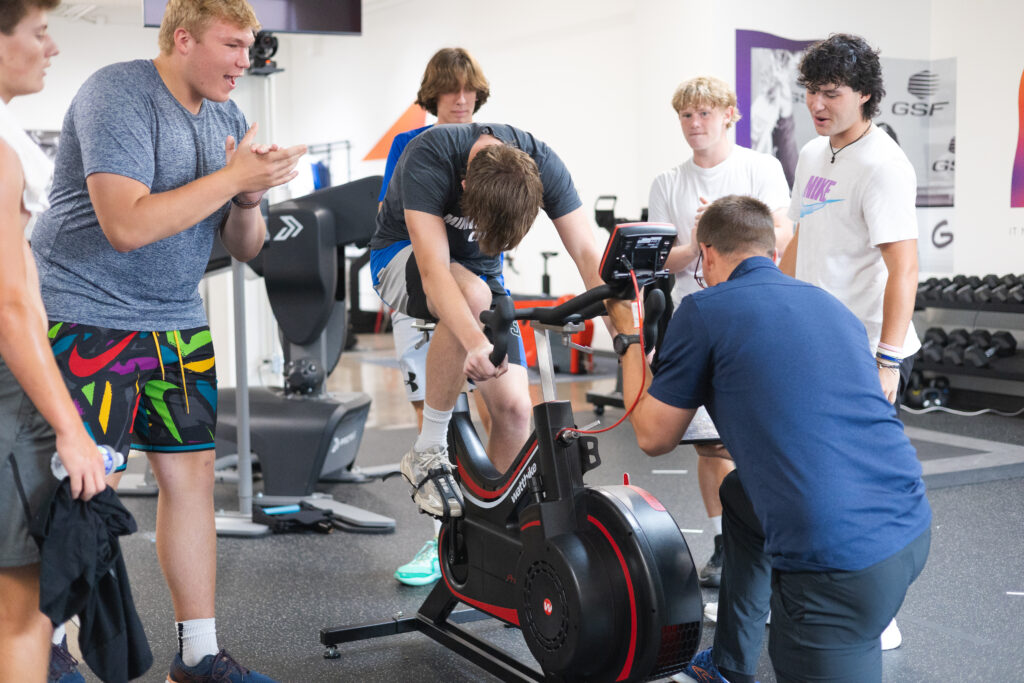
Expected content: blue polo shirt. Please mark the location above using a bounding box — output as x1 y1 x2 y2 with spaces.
649 256 931 572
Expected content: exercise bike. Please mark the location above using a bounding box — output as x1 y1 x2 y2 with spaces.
320 223 703 681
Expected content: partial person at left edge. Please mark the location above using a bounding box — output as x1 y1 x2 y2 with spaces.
29 0 306 681
0 1 109 682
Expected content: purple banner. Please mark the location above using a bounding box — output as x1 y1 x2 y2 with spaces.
735 30 816 148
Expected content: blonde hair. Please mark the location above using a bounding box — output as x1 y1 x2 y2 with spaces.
416 47 490 116
158 0 260 54
671 76 742 128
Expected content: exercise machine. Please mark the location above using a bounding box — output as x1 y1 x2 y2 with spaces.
320 223 703 681
215 177 395 532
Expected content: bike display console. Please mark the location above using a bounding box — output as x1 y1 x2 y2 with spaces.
320 223 701 682
599 221 676 287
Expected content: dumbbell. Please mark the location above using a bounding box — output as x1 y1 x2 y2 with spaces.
917 278 942 305
974 274 1020 303
954 276 983 303
919 328 948 364
920 277 951 302
938 275 970 302
941 328 972 365
964 331 1018 368
973 274 1003 302
1008 282 1024 304
903 372 950 409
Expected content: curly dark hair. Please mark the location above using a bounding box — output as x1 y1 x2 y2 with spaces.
798 33 885 120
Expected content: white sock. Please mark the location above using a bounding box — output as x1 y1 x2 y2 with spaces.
177 618 218 667
433 518 442 536
52 623 66 646
414 404 453 452
710 515 722 536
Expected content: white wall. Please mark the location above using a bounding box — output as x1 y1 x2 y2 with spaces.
930 0 1024 275
12 0 1024 384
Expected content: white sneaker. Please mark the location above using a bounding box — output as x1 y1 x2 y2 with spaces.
880 618 902 650
703 601 770 624
400 445 463 518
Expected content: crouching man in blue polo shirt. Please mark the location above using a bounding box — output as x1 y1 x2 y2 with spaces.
605 195 931 683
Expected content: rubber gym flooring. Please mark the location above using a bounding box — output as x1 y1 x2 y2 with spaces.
70 334 1024 682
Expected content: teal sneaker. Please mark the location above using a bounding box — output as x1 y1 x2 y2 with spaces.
394 538 441 586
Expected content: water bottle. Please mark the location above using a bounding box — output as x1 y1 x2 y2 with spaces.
51 445 125 480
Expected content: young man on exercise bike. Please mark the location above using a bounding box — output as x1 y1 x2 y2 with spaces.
369 124 605 518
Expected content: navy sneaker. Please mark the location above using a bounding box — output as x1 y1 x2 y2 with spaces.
674 647 760 683
167 650 278 683
48 636 85 683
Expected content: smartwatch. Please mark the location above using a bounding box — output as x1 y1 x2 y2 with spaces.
613 333 641 356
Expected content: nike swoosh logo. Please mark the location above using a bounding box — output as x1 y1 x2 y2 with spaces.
145 379 183 443
67 332 138 377
800 198 844 218
173 329 213 356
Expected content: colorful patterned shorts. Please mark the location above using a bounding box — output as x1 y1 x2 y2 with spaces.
48 322 218 469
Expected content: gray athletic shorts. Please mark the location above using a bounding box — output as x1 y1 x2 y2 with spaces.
0 357 58 567
391 310 429 402
374 244 526 368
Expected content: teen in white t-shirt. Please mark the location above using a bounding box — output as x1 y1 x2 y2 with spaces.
780 46 921 404
650 145 790 305
646 76 792 591
786 129 920 356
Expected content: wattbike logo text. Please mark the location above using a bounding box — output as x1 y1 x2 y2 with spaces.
510 462 539 504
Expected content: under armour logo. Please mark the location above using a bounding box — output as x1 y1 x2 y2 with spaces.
405 370 419 393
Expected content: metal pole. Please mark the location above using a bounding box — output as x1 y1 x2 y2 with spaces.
232 259 253 516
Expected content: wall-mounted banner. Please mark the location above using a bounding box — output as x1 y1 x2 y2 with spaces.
736 30 957 273
1012 68 1024 208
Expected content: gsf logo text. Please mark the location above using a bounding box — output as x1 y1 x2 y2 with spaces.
891 101 949 116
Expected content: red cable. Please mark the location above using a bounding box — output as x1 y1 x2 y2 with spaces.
557 270 646 440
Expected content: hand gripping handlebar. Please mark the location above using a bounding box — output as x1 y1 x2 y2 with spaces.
481 281 666 367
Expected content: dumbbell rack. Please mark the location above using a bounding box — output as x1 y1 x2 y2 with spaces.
915 280 1024 384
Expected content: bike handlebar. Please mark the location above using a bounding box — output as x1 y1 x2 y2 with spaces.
481 280 667 367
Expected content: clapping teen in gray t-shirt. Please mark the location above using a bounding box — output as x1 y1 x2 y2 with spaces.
30 1 304 681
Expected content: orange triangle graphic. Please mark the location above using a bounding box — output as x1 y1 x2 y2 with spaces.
364 103 428 161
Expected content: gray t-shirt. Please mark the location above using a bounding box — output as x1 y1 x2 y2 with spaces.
369 123 581 277
32 59 247 331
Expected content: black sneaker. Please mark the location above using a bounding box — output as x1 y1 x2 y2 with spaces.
48 636 85 683
698 534 724 587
